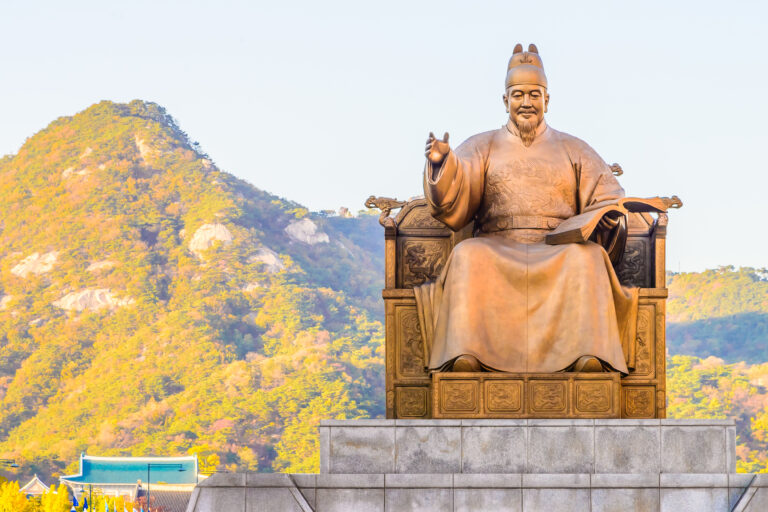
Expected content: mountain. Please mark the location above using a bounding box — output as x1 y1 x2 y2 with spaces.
667 267 768 363
0 100 384 478
1 101 767 482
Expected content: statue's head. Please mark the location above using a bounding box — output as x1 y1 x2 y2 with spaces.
503 44 549 147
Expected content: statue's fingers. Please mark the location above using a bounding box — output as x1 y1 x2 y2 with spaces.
442 132 449 142
428 131 435 140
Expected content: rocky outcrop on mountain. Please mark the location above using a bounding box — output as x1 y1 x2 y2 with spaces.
284 218 329 245
188 223 233 259
134 134 155 163
249 247 284 273
52 289 135 312
10 252 59 278
86 260 117 272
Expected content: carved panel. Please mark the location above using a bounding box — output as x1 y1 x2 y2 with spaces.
399 238 449 287
529 382 567 413
398 204 448 229
574 382 611 413
440 380 478 413
623 386 655 418
396 386 428 417
485 381 522 412
633 305 655 376
395 307 425 377
433 373 619 418
616 238 650 287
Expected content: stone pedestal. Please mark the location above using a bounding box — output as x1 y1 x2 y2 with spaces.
186 419 768 512
320 419 735 474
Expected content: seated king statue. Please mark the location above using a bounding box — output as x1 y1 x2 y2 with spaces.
415 43 637 374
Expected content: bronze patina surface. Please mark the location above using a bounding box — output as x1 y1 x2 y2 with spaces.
369 44 677 419
420 44 635 375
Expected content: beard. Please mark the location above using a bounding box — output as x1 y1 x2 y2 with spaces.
514 115 539 147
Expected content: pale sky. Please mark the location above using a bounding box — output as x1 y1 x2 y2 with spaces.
1 0 766 272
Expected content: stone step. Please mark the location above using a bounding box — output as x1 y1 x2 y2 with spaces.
186 472 768 511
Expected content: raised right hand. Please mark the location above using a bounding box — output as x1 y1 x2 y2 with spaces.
425 132 450 166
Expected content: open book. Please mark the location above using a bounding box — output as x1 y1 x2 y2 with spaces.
545 196 682 245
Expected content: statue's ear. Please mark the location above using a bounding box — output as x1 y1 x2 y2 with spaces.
528 43 539 54
502 92 509 113
513 43 523 54
544 92 550 113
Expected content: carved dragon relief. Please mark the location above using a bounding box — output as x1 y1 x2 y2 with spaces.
531 382 566 411
625 387 655 417
616 239 648 287
442 381 477 411
634 307 653 375
397 387 427 417
399 309 425 376
487 382 522 412
576 383 611 412
403 240 446 287
364 195 406 228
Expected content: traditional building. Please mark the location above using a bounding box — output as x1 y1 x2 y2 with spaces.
20 474 50 497
60 453 199 511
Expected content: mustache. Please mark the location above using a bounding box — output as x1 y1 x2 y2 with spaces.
516 107 538 114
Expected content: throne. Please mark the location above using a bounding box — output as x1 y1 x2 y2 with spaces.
368 174 676 420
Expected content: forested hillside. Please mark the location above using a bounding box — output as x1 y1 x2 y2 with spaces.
0 101 384 478
0 101 767 484
667 355 768 472
667 267 768 363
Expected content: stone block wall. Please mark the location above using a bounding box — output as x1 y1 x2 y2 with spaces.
320 419 736 475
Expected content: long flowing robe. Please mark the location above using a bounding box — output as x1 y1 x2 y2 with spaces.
416 120 637 374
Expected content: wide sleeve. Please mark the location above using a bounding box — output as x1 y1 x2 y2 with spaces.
570 138 629 261
423 135 487 231
573 141 625 213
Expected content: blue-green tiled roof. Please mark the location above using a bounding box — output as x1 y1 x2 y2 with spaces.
61 454 197 485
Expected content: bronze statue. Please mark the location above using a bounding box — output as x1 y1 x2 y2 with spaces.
417 43 639 374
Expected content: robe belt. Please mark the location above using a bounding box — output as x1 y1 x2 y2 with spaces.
480 215 563 232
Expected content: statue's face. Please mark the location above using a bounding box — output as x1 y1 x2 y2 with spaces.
503 84 549 127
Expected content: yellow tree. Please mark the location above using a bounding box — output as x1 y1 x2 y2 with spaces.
0 481 30 512
40 484 71 512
